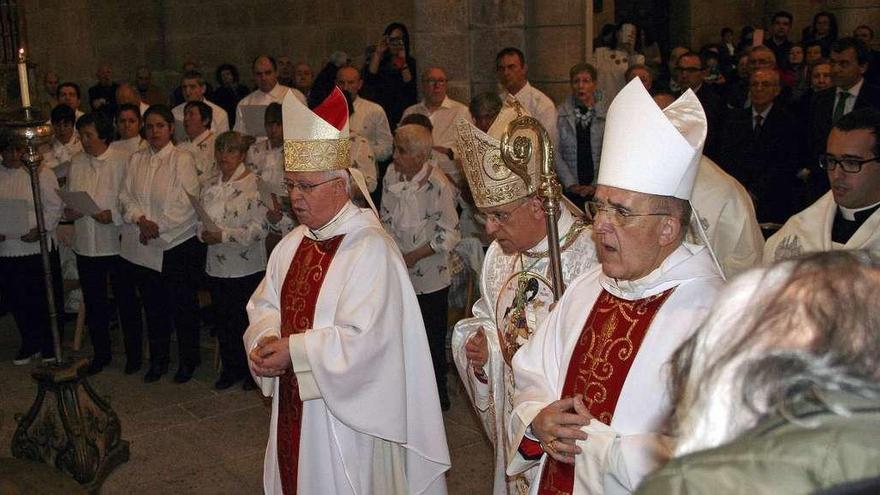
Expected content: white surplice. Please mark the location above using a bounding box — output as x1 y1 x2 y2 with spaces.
245 202 450 495
690 156 764 277
509 243 722 495
451 207 597 495
764 191 880 262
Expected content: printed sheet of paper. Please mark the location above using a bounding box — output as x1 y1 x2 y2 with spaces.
58 189 101 216
0 198 31 236
187 193 220 233
240 105 268 137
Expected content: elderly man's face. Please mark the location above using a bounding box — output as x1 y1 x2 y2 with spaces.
335 67 362 97
294 63 313 90
253 57 278 93
58 86 80 110
117 109 141 140
748 49 776 73
285 171 347 229
826 128 880 209
496 54 527 92
749 70 781 108
591 185 675 280
676 55 704 90
44 72 59 96
422 68 448 107
811 63 833 91
181 78 205 102
482 197 544 255
831 47 866 90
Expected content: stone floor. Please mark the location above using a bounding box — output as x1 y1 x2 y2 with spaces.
0 313 494 494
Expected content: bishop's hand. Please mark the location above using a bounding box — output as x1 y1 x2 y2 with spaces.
465 327 489 367
531 394 592 464
249 335 292 377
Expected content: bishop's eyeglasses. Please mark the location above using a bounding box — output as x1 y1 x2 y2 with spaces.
586 201 670 226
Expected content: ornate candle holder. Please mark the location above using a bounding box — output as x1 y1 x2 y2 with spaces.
2 106 129 492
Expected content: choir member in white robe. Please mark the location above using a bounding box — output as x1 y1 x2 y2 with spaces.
765 108 880 262
508 80 723 494
450 103 597 494
108 104 147 159
244 87 450 495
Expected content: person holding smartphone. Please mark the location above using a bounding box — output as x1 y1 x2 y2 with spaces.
362 22 418 133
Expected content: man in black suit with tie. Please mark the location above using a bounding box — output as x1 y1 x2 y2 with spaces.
676 51 725 161
808 37 880 199
720 68 804 224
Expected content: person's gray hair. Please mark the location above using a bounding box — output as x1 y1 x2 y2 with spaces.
469 92 503 120
214 131 249 154
321 169 352 197
670 250 880 456
394 124 433 163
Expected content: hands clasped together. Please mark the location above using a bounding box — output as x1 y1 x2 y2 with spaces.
249 335 292 378
532 394 593 464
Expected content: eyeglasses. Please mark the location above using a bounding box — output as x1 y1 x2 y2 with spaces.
424 78 447 85
818 154 878 174
484 200 527 224
586 201 669 226
284 177 340 194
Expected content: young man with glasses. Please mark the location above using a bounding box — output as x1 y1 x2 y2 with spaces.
508 80 723 494
766 107 880 261
451 100 597 495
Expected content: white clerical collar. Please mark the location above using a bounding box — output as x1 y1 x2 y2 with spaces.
307 201 359 240
838 199 880 221
601 242 705 300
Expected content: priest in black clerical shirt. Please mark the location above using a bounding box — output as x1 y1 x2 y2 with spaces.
557 63 605 206
765 108 880 262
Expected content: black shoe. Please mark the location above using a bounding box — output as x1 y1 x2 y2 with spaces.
242 377 257 391
173 364 197 384
144 364 167 383
214 374 238 390
87 356 111 376
124 360 142 375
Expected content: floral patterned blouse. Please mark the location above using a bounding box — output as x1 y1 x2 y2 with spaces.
381 161 460 294
200 164 268 278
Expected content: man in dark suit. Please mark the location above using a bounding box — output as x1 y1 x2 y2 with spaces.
720 68 805 224
808 37 880 199
764 11 794 70
676 51 725 161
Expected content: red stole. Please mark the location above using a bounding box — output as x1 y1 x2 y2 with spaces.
538 287 675 495
277 234 345 495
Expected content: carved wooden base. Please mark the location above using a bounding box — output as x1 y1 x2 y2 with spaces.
10 358 129 493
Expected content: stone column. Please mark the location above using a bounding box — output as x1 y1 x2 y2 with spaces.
411 0 472 104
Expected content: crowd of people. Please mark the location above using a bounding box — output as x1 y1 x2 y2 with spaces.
2 11 880 494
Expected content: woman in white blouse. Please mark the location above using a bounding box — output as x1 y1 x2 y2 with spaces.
0 131 63 364
119 104 204 384
66 113 143 375
591 21 645 104
380 123 460 410
199 131 267 390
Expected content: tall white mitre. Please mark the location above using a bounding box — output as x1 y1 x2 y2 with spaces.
597 78 706 199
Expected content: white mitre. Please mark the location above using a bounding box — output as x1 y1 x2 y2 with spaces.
597 78 706 200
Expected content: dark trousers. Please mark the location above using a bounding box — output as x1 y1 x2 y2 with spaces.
76 254 143 362
208 271 263 378
417 287 449 395
132 237 205 368
0 250 64 357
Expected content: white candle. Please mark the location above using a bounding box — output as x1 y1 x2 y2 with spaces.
17 48 30 108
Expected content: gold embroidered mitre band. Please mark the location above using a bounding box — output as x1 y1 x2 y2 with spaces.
454 100 539 209
282 86 352 172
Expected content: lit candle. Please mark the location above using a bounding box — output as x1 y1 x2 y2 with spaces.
17 48 30 108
